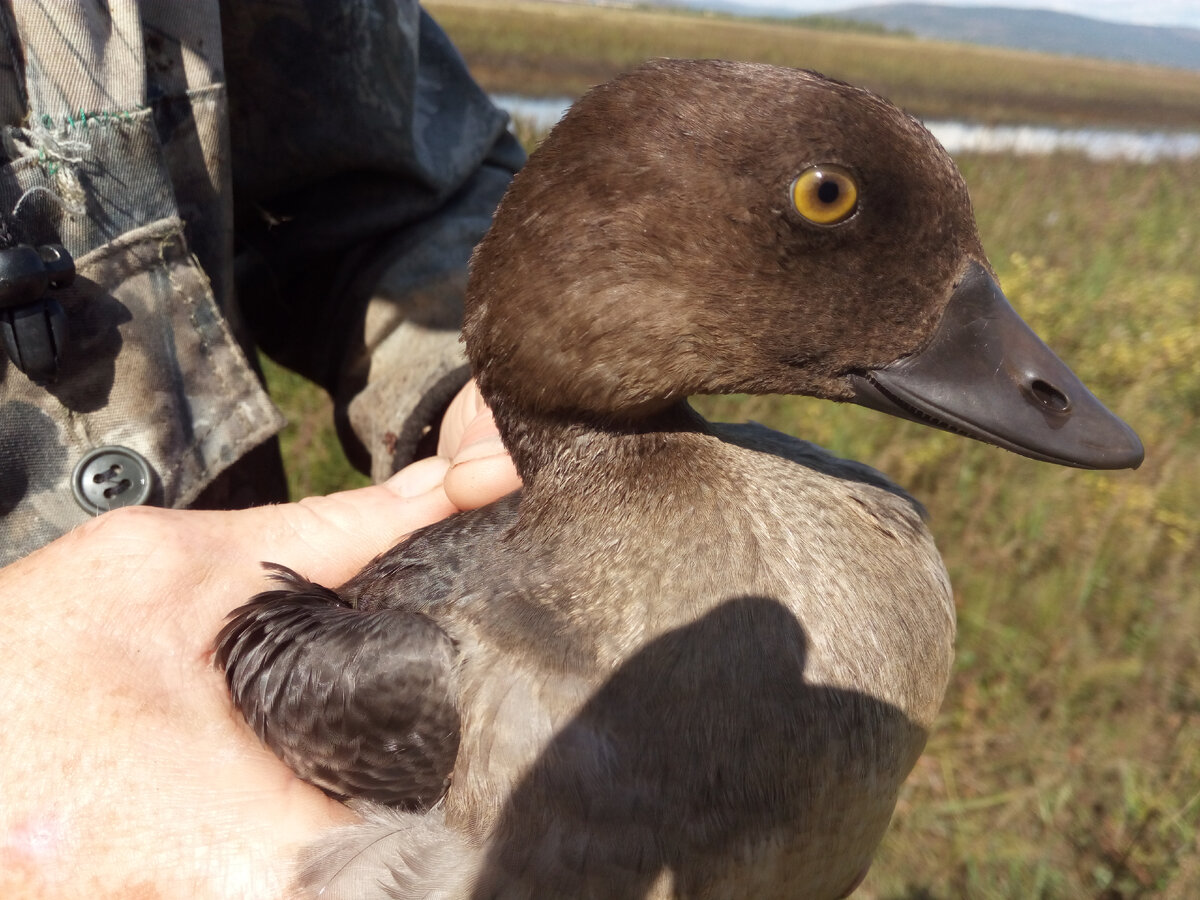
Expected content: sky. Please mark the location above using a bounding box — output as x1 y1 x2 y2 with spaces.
713 0 1200 30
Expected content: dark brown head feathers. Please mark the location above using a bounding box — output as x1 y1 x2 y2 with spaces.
464 59 986 426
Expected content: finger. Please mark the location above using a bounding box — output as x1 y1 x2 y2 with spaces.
444 432 521 510
225 460 459 587
437 379 486 458
388 454 455 498
456 403 503 448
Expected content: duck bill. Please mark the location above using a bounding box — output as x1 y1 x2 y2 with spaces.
848 261 1144 469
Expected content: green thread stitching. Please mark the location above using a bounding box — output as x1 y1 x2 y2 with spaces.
40 107 141 131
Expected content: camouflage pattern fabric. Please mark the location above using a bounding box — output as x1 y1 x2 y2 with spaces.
0 1 523 565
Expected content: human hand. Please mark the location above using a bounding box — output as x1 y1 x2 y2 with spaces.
436 378 521 509
0 443 514 899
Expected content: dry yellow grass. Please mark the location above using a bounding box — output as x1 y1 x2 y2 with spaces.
428 0 1200 128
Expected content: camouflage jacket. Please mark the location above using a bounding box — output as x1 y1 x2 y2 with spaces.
0 1 523 566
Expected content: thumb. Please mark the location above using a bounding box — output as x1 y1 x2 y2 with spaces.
226 456 459 588
443 408 522 511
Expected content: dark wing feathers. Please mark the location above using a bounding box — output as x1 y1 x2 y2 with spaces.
214 498 523 813
340 492 522 614
215 565 461 809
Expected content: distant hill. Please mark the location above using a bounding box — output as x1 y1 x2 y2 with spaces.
832 4 1200 70
644 1 1200 70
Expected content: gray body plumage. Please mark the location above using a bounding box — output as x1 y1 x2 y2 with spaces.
220 424 952 898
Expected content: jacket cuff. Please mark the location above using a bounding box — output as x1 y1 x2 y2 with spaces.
341 272 473 481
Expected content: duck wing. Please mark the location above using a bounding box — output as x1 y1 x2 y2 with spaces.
215 564 461 808
214 493 524 809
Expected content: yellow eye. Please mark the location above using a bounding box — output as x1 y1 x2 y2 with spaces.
790 165 858 225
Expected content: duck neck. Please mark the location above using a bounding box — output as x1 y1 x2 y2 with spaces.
488 395 709 488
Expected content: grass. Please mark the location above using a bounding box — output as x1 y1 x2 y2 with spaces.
259 356 368 498
262 5 1200 895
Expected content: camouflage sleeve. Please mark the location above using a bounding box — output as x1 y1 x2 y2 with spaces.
220 2 524 480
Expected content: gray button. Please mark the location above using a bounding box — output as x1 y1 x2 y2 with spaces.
71 446 154 514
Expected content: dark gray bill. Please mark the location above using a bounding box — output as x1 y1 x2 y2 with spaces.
849 261 1144 470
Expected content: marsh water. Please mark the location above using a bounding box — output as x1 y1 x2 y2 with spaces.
494 94 1200 163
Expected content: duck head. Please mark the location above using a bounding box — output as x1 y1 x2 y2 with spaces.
465 59 1143 471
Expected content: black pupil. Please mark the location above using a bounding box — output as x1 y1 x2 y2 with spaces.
817 180 841 205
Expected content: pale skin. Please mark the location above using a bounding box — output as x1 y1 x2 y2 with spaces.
0 381 521 900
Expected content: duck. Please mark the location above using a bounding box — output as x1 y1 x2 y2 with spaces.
216 59 1143 899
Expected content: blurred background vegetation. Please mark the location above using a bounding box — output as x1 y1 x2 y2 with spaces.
263 2 1200 895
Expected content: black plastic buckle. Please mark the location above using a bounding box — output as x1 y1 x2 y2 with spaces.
0 244 75 385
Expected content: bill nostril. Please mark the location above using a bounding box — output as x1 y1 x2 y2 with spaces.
1028 378 1071 414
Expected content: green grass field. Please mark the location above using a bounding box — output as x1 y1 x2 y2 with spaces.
264 4 1200 896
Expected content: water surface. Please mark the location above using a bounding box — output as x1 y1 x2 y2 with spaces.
494 94 1200 163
